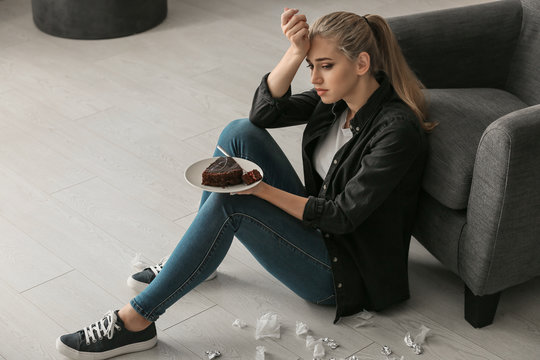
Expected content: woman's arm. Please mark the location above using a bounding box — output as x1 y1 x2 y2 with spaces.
237 182 308 221
267 8 310 98
249 8 318 129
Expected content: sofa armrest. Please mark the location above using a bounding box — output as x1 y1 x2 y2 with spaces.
386 0 522 89
460 105 540 295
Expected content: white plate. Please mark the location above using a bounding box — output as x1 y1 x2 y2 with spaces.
184 157 264 193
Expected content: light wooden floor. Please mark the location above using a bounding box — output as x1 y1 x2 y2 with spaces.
1 0 539 359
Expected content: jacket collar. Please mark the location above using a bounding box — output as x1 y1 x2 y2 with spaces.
330 71 395 136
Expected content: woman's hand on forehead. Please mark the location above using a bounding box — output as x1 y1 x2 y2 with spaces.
281 8 299 26
281 7 310 56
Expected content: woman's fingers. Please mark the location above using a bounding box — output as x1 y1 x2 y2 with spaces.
280 7 309 53
285 20 309 40
282 14 307 33
283 17 308 40
287 19 308 33
281 7 298 26
290 27 309 42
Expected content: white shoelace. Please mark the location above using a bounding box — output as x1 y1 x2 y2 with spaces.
149 256 169 276
83 310 122 345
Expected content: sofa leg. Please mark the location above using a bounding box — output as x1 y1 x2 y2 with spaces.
464 285 501 328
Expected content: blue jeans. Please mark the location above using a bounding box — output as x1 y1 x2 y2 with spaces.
131 119 335 322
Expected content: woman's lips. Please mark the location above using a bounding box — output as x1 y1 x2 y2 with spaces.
316 88 328 96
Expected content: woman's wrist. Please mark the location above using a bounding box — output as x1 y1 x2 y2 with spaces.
286 45 308 62
252 181 269 198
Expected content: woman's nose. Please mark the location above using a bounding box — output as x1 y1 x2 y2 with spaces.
311 69 322 85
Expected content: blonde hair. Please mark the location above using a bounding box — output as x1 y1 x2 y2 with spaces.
309 12 436 132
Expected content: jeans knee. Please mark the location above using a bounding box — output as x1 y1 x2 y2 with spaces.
203 192 246 229
218 118 267 151
219 118 251 143
206 192 240 214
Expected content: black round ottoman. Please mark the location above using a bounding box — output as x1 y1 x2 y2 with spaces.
31 0 167 39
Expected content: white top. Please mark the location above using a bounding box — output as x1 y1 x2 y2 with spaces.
313 109 353 179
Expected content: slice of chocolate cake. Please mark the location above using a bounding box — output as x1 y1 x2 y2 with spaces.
202 156 243 187
242 169 262 185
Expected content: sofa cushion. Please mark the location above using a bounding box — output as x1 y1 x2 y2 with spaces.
422 88 527 210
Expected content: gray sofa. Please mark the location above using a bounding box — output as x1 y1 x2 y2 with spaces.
387 0 540 328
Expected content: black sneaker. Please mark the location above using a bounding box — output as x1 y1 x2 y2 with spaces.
56 310 157 360
127 256 217 292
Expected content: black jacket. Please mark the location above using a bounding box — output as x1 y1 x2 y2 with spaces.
249 71 428 322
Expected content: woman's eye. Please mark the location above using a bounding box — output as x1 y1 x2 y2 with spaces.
306 64 333 70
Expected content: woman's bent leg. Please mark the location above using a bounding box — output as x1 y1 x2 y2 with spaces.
199 118 305 209
131 193 335 322
203 120 333 301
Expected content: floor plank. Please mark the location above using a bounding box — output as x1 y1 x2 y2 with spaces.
23 270 127 332
0 215 71 292
0 89 71 130
1 42 111 120
77 107 212 176
19 118 197 220
51 177 187 262
0 168 138 301
0 278 65 360
0 121 94 194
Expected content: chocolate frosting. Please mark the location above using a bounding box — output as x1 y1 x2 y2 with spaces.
205 157 242 173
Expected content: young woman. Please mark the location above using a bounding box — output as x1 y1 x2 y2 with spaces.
56 8 431 360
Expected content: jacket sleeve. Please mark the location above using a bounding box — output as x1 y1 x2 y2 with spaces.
302 117 425 234
249 73 320 128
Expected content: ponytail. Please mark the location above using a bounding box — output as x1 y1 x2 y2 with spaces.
365 15 435 131
310 12 436 132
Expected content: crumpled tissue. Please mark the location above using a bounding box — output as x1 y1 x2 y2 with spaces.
295 321 309 336
357 310 374 320
306 335 321 349
414 325 431 345
131 253 147 272
313 342 325 358
232 319 247 328
305 335 320 349
354 309 374 328
255 345 266 360
404 324 431 355
255 312 280 339
305 335 326 359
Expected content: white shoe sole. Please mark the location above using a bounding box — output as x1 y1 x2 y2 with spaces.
56 335 157 360
127 271 217 293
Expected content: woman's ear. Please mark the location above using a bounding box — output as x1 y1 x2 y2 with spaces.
356 52 371 76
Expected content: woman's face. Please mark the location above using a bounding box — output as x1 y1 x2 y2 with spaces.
306 36 360 104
